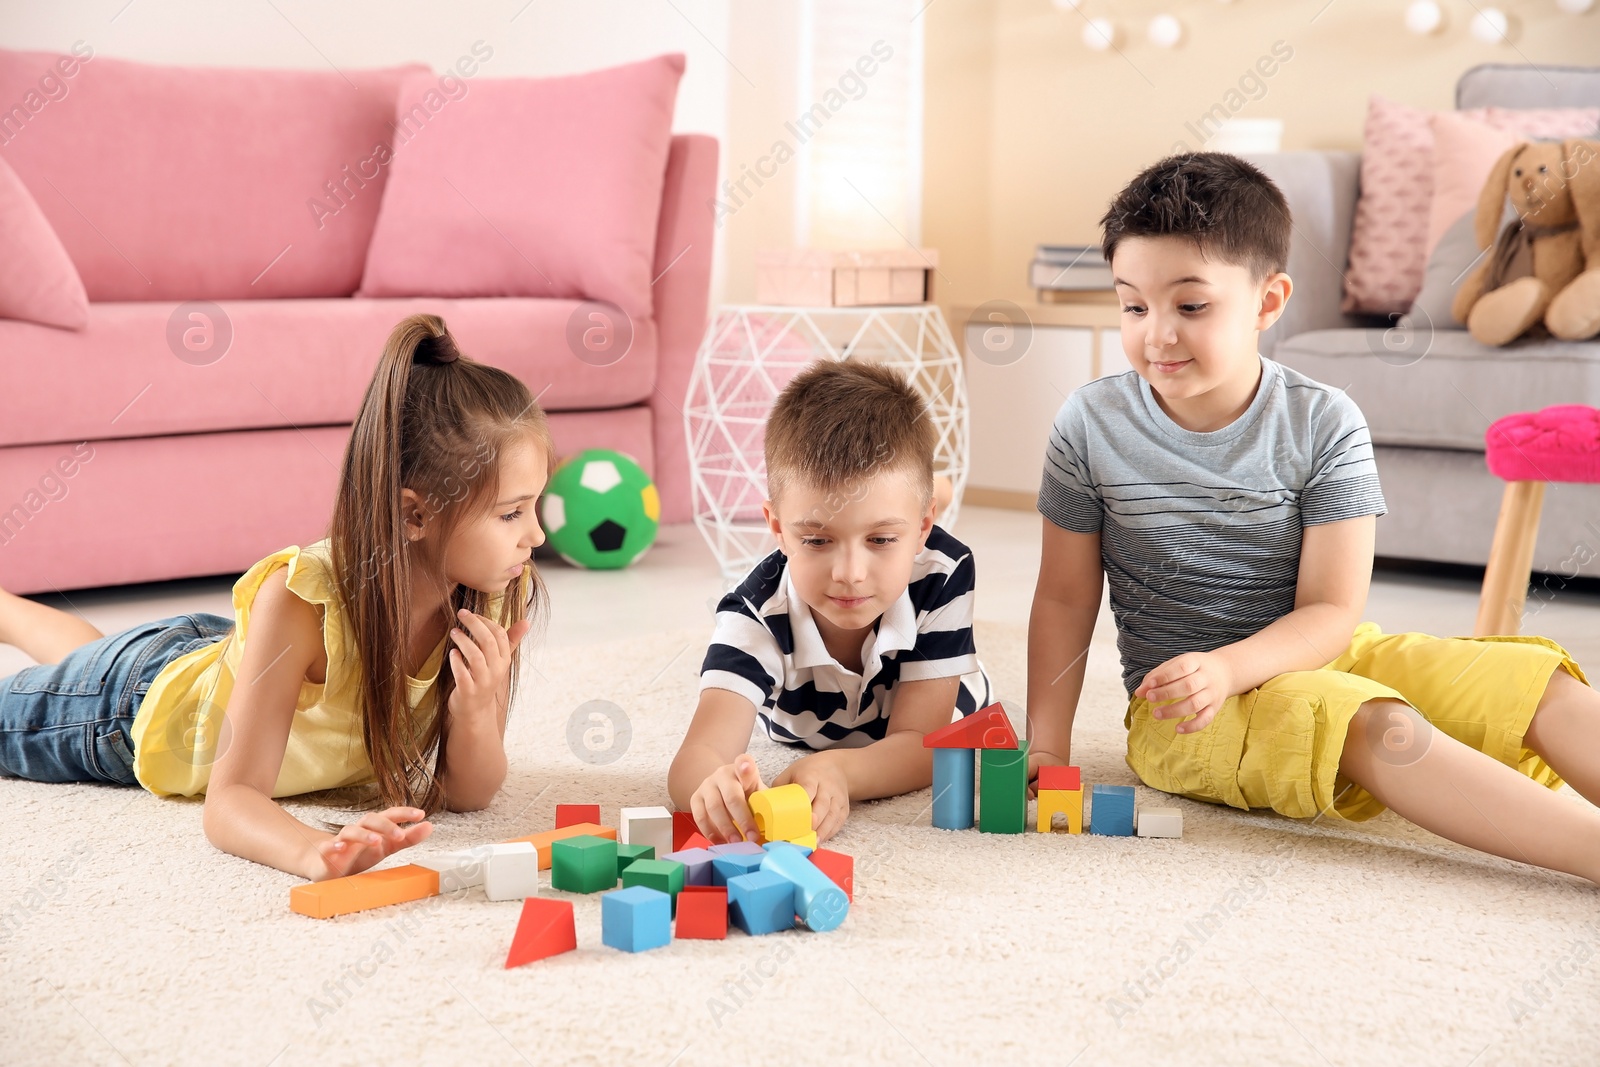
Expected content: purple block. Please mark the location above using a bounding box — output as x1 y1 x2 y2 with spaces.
662 847 715 886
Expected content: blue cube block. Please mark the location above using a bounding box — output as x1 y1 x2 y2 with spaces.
1089 784 1136 836
662 847 716 886
601 886 672 952
711 852 766 887
726 870 796 936
762 841 812 858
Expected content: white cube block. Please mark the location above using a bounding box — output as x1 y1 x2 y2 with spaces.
413 844 493 894
483 842 540 901
1136 807 1183 838
619 805 674 857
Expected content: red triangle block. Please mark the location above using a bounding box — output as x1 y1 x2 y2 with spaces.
922 704 1017 750
672 811 698 851
681 831 713 851
505 898 577 968
555 804 601 829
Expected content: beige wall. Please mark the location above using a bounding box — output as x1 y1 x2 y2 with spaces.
924 0 1600 311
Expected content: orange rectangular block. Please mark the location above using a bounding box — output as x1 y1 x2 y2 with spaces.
501 822 617 869
290 864 440 919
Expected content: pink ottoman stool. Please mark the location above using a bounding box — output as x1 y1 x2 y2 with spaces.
1476 405 1600 636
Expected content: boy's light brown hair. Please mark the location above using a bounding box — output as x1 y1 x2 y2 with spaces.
764 360 936 507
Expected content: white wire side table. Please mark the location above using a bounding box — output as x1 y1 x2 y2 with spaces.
684 304 971 584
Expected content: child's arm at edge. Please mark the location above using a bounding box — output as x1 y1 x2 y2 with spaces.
202 568 431 881
668 688 761 839
1026 518 1104 777
1137 514 1375 733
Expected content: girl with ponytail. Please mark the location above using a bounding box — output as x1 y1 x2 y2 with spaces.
0 314 553 880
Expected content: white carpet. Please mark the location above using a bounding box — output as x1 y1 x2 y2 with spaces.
4 620 1599 1066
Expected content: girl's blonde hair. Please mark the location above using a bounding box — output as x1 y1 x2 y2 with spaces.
329 313 552 814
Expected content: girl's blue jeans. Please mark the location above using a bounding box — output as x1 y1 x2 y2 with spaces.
0 613 233 786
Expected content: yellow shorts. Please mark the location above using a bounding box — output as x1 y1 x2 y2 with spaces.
1124 622 1589 821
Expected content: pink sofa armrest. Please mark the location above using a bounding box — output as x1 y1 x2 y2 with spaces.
648 133 718 524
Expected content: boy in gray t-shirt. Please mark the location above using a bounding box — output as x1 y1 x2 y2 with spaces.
1027 152 1600 885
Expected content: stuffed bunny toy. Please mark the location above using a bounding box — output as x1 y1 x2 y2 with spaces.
1452 137 1600 346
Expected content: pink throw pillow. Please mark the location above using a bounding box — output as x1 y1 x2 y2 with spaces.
359 54 685 322
1426 111 1519 257
0 153 87 329
1342 96 1598 316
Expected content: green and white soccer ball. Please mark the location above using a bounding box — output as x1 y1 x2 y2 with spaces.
539 449 660 569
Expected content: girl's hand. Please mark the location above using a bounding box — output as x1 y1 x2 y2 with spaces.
1136 651 1236 735
311 807 433 881
447 608 533 722
690 754 765 844
774 756 850 843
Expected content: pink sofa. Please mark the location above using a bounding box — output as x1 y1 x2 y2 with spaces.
0 49 715 595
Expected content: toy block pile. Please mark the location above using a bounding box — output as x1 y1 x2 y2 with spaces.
287 788 855 970
924 703 1183 840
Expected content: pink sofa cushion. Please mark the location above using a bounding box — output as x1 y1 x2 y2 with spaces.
0 153 86 329
1486 406 1600 485
359 54 684 322
0 48 422 301
0 298 657 449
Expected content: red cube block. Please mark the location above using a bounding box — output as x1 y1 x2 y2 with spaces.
555 804 601 829
675 886 728 940
808 848 854 902
1037 765 1081 792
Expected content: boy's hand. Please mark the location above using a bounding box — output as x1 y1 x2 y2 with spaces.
690 754 766 844
1136 651 1235 734
774 755 850 843
311 807 433 881
447 608 532 723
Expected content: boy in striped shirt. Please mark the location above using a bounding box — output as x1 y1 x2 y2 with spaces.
669 361 990 845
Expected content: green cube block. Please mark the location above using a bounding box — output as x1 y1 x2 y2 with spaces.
617 842 655 879
979 739 1029 834
621 858 687 913
551 834 619 894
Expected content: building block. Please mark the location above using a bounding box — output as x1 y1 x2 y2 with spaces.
621 858 687 912
601 885 672 952
616 842 654 879
808 848 854 903
672 810 697 850
760 842 849 932
619 806 674 857
979 739 1029 834
484 842 541 901
711 852 767 886
290 864 439 919
708 841 765 856
500 822 617 869
1137 807 1183 838
681 831 713 851
748 784 813 844
932 747 975 830
675 886 729 940
1036 788 1084 834
504 897 577 968
554 803 601 829
663 847 716 886
413 844 493 894
727 870 796 936
550 834 619 894
1037 765 1081 792
922 703 1018 750
1090 784 1136 836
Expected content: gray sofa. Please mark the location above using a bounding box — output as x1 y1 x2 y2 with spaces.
1246 64 1600 580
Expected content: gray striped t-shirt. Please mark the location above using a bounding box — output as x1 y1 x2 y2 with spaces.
1038 355 1386 694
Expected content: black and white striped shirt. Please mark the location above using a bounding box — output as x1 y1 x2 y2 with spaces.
1039 355 1387 694
700 525 991 749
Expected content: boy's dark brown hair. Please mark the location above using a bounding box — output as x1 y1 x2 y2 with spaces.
1099 151 1291 282
765 360 936 506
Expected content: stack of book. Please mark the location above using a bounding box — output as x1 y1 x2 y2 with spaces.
1030 244 1114 301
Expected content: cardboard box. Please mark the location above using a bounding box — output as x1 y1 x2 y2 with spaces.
754 248 938 307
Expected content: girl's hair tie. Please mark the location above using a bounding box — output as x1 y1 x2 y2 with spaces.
415 334 461 365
